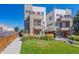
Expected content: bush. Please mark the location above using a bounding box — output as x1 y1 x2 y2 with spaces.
46 34 54 40
22 34 40 41
22 35 29 41
40 34 54 41
70 35 79 41
29 35 38 40
22 34 55 41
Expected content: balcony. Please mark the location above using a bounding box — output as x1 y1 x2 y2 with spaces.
33 25 43 29
56 27 70 31
57 15 72 22
60 17 72 21
33 21 43 29
30 14 44 20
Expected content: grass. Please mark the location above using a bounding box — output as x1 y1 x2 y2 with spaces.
20 40 79 54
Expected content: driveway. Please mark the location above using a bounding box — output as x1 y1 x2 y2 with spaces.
1 37 22 54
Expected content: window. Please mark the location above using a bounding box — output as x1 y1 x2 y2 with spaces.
42 21 45 24
41 12 44 15
60 15 63 18
26 10 29 12
55 23 58 26
37 21 41 26
64 15 71 18
56 14 60 16
37 12 40 15
60 23 62 27
49 16 52 20
32 11 35 14
66 22 70 27
34 19 41 26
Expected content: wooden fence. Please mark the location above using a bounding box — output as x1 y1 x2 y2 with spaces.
0 32 18 53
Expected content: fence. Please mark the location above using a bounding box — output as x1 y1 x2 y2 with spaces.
0 32 18 53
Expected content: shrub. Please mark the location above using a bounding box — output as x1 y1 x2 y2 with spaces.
70 35 79 41
40 34 55 41
22 35 29 41
29 35 37 40
22 34 55 41
46 34 54 40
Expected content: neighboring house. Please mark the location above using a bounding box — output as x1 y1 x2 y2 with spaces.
0 24 14 32
24 4 46 35
46 9 73 38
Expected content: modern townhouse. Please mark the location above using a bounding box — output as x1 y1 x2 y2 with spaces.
46 9 73 38
24 5 46 35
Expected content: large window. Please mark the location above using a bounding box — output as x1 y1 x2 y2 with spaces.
49 16 52 20
66 22 70 27
60 22 70 28
56 14 60 16
37 12 40 15
34 19 41 26
41 12 44 15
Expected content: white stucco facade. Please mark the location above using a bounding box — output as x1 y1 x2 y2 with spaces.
46 8 73 37
46 8 73 31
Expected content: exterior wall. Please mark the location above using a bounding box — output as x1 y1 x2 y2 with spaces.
24 4 46 35
32 6 46 29
46 10 55 31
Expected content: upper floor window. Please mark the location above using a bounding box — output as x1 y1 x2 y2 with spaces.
60 15 63 18
56 14 60 16
26 10 29 13
42 21 45 24
34 19 41 26
37 12 40 15
55 22 58 26
49 16 52 20
26 10 32 14
32 11 35 14
41 12 44 15
64 15 71 18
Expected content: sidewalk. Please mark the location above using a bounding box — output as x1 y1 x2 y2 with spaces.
1 37 22 54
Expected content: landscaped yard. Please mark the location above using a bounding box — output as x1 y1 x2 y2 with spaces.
20 40 79 54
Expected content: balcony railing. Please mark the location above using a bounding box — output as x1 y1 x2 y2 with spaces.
60 17 72 21
33 25 43 29
56 26 70 31
57 15 72 22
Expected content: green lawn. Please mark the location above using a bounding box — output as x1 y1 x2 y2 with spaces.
20 40 79 54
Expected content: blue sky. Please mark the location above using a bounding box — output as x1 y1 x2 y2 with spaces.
33 4 79 16
0 4 79 29
0 4 24 29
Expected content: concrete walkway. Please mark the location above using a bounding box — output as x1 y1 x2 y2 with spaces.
55 38 79 48
55 38 68 41
1 37 22 54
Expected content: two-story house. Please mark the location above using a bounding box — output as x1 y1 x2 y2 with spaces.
24 5 46 35
46 9 73 38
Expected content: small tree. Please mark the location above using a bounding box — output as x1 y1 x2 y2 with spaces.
20 29 24 33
